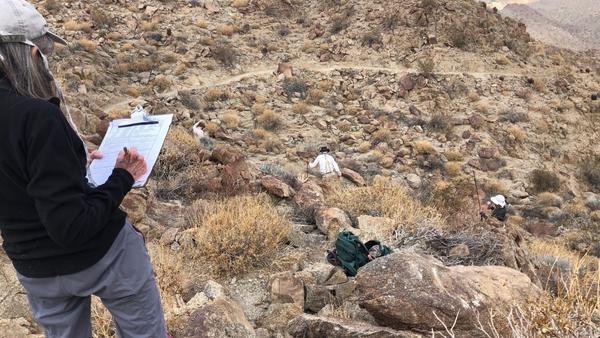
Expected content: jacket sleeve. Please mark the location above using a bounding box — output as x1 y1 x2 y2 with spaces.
309 156 320 168
25 104 134 249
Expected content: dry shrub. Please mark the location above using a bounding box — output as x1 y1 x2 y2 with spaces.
307 89 324 105
44 0 59 11
468 91 480 102
154 126 203 182
537 192 562 207
205 88 229 102
260 137 284 153
495 55 510 65
327 177 443 232
292 102 310 115
444 149 463 162
530 169 560 193
222 112 240 129
532 77 547 93
428 113 449 132
580 154 600 190
253 128 270 139
475 101 489 113
444 162 461 177
90 7 115 28
257 109 282 131
153 75 172 92
515 88 533 101
371 129 391 145
189 195 291 276
507 125 527 143
414 140 435 155
91 297 116 338
211 42 237 67
417 56 435 77
196 18 208 29
204 122 220 136
77 38 97 52
357 141 371 153
521 240 600 338
482 179 508 197
217 24 235 37
422 177 473 222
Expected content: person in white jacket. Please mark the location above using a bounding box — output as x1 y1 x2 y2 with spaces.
309 146 342 178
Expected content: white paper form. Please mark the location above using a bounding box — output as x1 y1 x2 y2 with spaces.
89 114 173 188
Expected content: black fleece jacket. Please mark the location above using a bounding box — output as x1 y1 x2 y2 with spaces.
0 83 134 278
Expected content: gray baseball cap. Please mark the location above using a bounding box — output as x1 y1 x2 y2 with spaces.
0 0 67 45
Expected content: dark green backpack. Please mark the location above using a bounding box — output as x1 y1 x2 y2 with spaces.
326 230 392 277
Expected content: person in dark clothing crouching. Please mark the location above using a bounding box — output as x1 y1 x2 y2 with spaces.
0 1 167 337
480 194 508 222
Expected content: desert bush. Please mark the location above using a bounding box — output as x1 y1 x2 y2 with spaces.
417 56 435 77
205 87 229 102
580 154 600 190
90 7 115 28
44 0 59 11
307 89 324 105
77 38 97 52
260 136 284 153
361 30 383 49
447 24 472 49
292 102 311 115
371 129 391 145
499 109 530 123
256 109 282 131
154 126 203 181
414 140 435 155
327 177 443 232
211 42 237 67
428 113 449 132
330 14 351 34
444 162 461 177
444 149 463 162
423 177 472 217
515 87 533 101
259 163 302 190
507 125 527 143
282 78 308 99
217 24 236 37
189 195 291 276
382 12 401 31
530 169 560 193
222 112 240 129
180 90 200 110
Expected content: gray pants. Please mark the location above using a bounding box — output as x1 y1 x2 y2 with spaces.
17 221 167 338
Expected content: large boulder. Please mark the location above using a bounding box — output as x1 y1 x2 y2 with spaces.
177 281 256 338
315 208 352 239
342 168 366 186
355 252 541 336
269 272 304 308
261 175 295 198
288 314 422 338
293 181 325 220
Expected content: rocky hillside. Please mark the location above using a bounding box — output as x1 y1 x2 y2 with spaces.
0 0 599 337
493 0 600 51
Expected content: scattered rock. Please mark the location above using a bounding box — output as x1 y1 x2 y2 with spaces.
258 303 303 334
478 147 499 159
269 272 305 308
159 227 179 246
468 113 485 129
288 314 421 338
399 75 415 91
356 251 541 336
342 168 366 186
315 207 352 239
261 175 295 198
405 174 421 189
583 192 600 211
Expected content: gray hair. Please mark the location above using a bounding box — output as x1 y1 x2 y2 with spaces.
0 37 57 99
0 36 87 154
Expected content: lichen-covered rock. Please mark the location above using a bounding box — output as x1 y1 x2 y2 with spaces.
288 314 422 338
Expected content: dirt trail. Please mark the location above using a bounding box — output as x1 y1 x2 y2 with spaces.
197 61 533 89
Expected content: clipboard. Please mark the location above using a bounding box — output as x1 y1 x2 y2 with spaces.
88 105 173 188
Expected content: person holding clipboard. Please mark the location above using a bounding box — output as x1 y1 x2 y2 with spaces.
0 1 167 337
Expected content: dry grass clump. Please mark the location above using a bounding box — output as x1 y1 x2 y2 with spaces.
153 75 172 92
154 126 203 182
327 177 443 231
580 154 600 190
444 149 463 162
77 39 97 52
211 41 237 67
292 102 311 115
222 112 240 129
371 129 391 145
530 169 560 193
256 109 282 131
520 240 600 337
64 20 92 32
414 140 435 155
189 194 291 276
417 56 435 77
217 24 236 37
205 87 229 102
444 162 462 177
232 0 250 8
507 125 527 143
90 7 115 28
